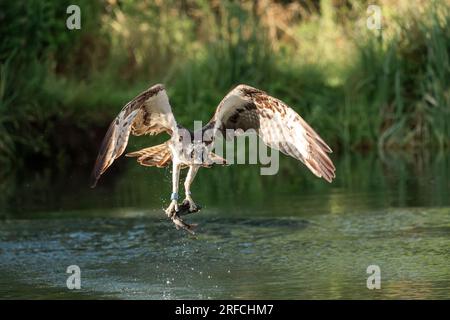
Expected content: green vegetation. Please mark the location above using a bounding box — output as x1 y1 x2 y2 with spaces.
1 0 449 169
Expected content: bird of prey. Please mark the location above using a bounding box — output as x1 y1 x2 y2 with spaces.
91 84 335 233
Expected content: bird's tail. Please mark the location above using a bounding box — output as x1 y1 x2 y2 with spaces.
125 142 172 168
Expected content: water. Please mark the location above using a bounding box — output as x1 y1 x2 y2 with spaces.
0 152 449 299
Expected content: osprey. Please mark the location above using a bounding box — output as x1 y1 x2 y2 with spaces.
91 84 335 233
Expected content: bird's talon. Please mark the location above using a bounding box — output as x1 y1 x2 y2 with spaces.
165 200 179 218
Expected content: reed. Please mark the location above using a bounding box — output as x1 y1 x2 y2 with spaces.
0 0 449 168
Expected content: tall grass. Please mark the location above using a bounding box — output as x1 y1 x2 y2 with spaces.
0 0 449 169
343 1 450 151
0 0 103 168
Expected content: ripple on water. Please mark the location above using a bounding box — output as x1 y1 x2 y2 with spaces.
0 207 449 299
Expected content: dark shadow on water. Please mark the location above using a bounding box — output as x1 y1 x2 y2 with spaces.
1 150 449 219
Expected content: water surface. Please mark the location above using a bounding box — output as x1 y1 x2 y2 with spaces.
0 152 449 299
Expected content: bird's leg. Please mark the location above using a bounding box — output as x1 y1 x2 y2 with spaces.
165 162 181 217
165 162 197 233
181 165 200 214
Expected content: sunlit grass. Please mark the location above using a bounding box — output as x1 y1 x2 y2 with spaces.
0 0 449 168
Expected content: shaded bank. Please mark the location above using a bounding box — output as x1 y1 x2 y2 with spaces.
0 1 449 170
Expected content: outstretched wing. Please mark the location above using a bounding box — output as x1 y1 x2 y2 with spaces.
210 84 335 182
91 84 176 187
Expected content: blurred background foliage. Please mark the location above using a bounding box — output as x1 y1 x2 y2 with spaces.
0 0 449 170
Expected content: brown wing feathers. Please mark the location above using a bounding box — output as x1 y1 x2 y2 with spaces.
90 111 138 188
265 99 335 182
90 84 175 187
302 127 335 182
212 84 336 182
291 113 335 182
90 122 117 188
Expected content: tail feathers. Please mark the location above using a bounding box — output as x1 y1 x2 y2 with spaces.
126 142 172 168
126 145 227 168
